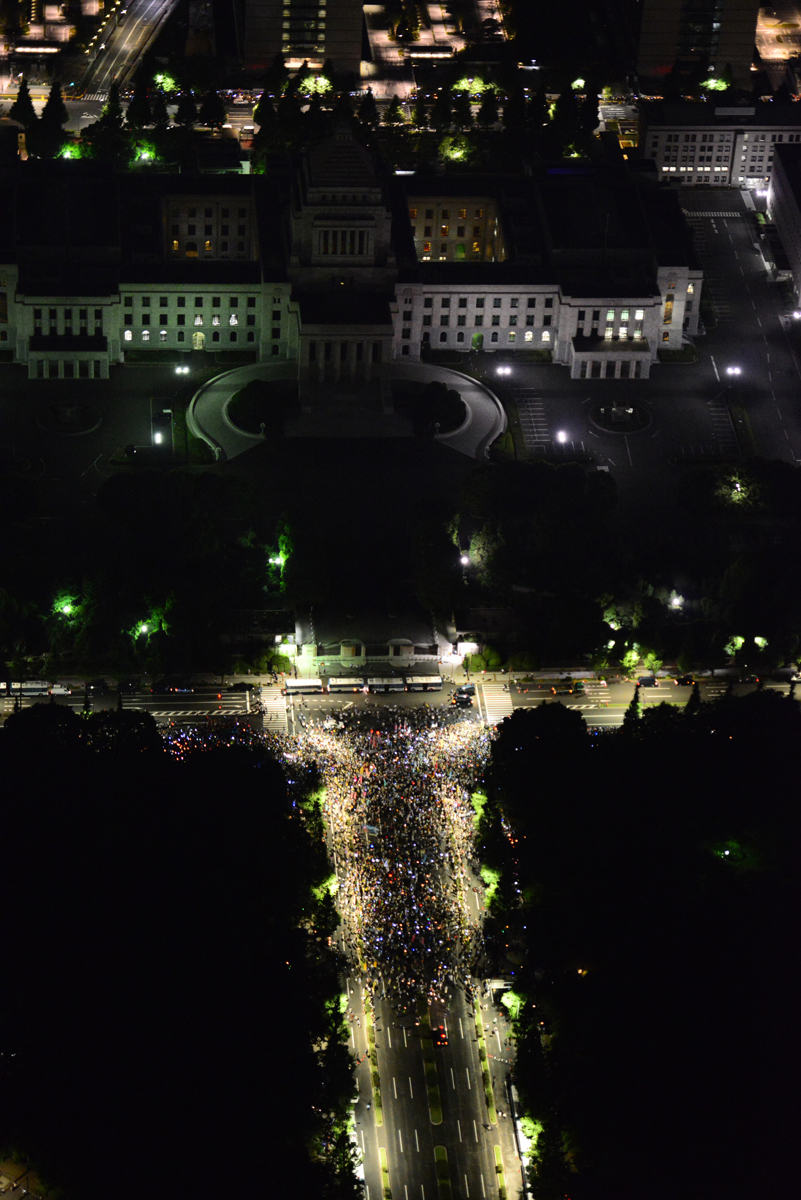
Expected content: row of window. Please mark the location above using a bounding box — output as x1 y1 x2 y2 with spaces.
34 307 103 321
123 313 256 327
123 296 258 308
172 240 248 256
171 224 247 237
171 207 248 219
418 314 552 328
123 329 257 344
415 296 551 309
417 329 550 345
409 207 484 220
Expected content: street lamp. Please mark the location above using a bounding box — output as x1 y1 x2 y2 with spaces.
460 554 470 565
725 366 741 376
495 365 511 376
556 430 567 443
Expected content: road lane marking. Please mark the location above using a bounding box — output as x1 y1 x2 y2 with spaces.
464 1176 470 1196
409 1076 414 1098
415 1128 419 1152
459 1017 464 1039
403 1025 407 1048
387 1027 392 1048
399 1129 403 1153
480 1176 486 1196
457 1119 462 1141
474 1119 479 1141
466 1067 471 1089
393 1077 397 1099
451 1066 456 1088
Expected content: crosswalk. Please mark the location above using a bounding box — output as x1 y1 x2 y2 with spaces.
261 685 288 732
480 682 514 725
513 391 550 448
80 92 108 102
706 395 741 456
682 210 744 219
683 215 735 322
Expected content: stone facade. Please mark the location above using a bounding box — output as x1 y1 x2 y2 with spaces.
0 142 703 384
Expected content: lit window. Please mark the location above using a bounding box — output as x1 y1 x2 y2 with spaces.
606 309 615 322
542 330 550 343
620 309 629 321
160 330 167 342
194 315 203 326
423 242 431 253
204 240 212 252
524 330 533 341
441 225 449 237
618 326 628 339
472 241 480 253
635 309 644 320
142 330 150 342
409 208 418 219
229 313 238 326
508 331 515 342
687 283 694 294
605 326 613 340
212 315 220 326
124 330 132 342
172 240 179 253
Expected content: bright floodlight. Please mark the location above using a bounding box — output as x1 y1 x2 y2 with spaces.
556 430 567 443
140 623 149 634
726 366 741 376
460 554 470 565
154 432 163 444
794 311 801 320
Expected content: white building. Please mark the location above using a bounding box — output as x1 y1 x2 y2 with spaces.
640 102 801 189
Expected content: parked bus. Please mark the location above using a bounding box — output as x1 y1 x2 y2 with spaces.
283 678 326 695
328 678 365 693
405 676 443 692
366 678 405 693
3 680 51 696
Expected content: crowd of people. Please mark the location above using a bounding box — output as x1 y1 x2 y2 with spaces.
161 705 492 1010
302 707 491 1009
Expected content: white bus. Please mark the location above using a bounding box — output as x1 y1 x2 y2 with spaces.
283 678 326 695
327 678 365 693
366 678 405 693
405 676 443 692
4 680 51 696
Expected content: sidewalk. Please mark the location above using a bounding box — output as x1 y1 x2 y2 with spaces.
187 360 507 461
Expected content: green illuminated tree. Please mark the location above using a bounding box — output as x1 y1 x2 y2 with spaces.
9 77 36 127
253 91 276 129
382 95 406 128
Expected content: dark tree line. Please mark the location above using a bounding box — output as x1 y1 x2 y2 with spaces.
476 692 801 1199
0 705 360 1199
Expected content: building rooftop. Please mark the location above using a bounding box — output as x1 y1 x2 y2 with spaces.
641 101 801 127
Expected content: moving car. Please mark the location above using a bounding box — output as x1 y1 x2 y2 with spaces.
452 693 473 707
432 1024 448 1047
85 678 109 694
151 677 194 694
48 683 71 695
456 682 476 696
673 675 695 687
637 675 658 687
117 678 140 694
227 681 259 692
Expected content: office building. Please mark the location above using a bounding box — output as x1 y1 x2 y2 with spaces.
242 0 364 76
640 101 801 188
635 0 760 89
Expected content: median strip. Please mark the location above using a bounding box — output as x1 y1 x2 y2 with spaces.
379 1145 391 1198
474 1003 497 1124
434 1145 452 1200
494 1143 507 1200
363 988 383 1127
419 1001 443 1124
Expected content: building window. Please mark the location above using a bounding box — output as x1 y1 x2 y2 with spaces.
527 298 536 308
524 330 533 342
662 331 670 342
508 331 515 342
635 309 644 320
491 332 499 343
230 331 237 342
476 298 485 308
542 331 550 343
230 313 238 326
409 207 418 219
194 315 203 326
124 314 133 326
177 315 185 326
124 297 132 308
491 315 500 327
160 330 167 342
124 329 132 341
185 242 197 257
423 315 432 327
509 316 517 327
543 315 552 327
493 298 502 309
439 332 448 343
142 330 150 342
212 332 220 343
141 314 150 326
441 297 450 308
544 298 553 308
458 297 467 308
457 332 465 343
441 225 449 236
177 332 185 342
663 298 674 325
247 332 255 343
472 241 481 254
457 316 466 326
402 328 411 339
212 315 220 327
475 315 484 326
440 316 449 327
